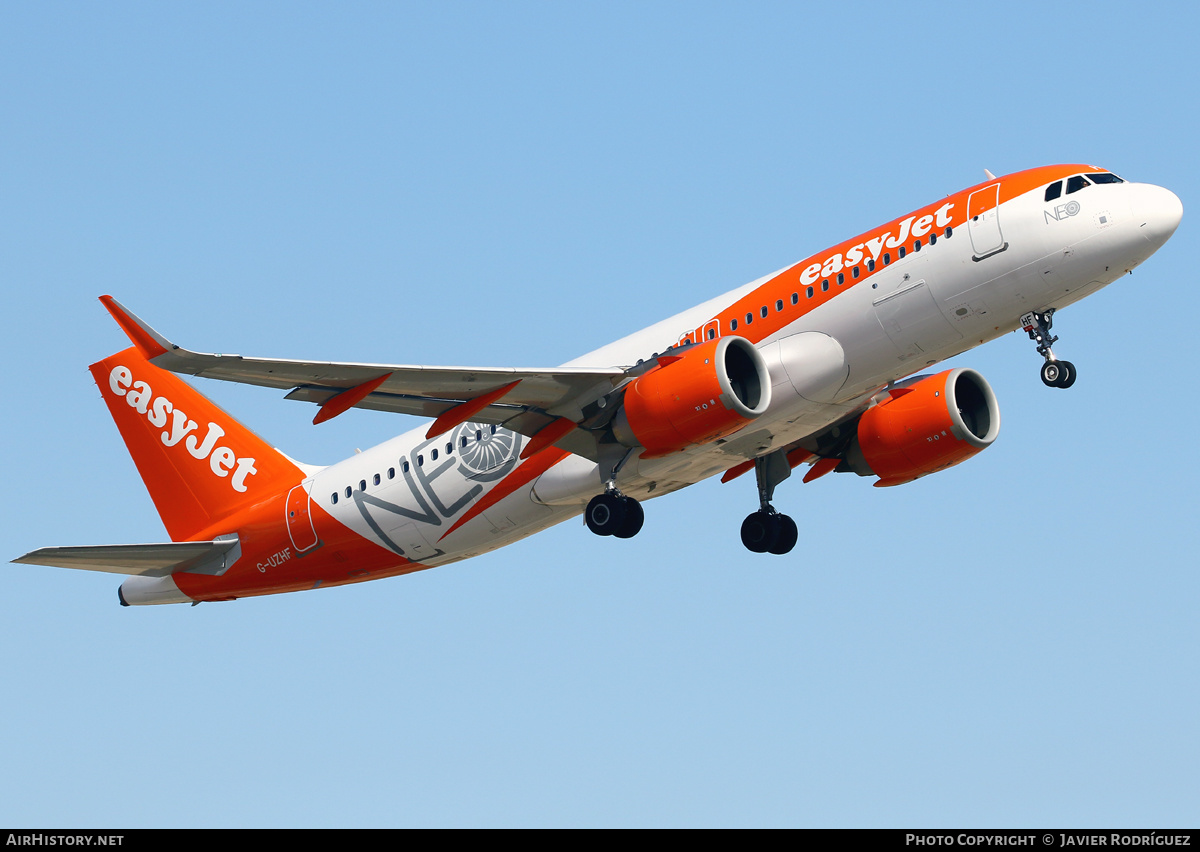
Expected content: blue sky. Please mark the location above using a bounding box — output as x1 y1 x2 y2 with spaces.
2 1 1197 827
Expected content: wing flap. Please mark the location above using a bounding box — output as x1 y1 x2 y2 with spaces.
13 537 241 578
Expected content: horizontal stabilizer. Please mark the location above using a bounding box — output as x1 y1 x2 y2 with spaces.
13 536 241 578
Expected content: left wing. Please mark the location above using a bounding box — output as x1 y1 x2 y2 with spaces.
100 296 632 460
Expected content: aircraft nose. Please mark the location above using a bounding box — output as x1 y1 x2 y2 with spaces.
1133 184 1183 249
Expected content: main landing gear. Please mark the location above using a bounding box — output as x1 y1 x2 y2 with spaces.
1022 309 1077 389
585 491 644 539
740 511 798 555
586 447 644 539
740 450 798 555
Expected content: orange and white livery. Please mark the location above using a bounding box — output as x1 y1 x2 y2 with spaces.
14 165 1183 605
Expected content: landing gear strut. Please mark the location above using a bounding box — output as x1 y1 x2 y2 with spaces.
586 447 644 539
740 450 798 555
1022 309 1076 389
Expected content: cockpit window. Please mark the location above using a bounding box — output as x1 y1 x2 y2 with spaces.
1066 175 1092 195
1045 181 1063 202
1087 172 1124 184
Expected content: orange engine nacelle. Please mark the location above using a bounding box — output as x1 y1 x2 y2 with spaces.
613 336 772 459
847 368 1000 487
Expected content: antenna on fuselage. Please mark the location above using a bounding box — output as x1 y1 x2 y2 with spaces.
984 169 996 180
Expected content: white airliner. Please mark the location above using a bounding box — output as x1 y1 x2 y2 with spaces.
14 164 1183 605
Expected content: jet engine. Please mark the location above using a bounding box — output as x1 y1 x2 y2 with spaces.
843 368 1000 486
613 336 771 458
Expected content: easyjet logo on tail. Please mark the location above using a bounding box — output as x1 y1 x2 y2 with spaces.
108 365 258 492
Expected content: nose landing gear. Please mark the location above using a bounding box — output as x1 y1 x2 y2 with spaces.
1022 309 1076 389
1039 358 1075 389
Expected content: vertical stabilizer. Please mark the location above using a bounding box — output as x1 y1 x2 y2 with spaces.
89 347 304 541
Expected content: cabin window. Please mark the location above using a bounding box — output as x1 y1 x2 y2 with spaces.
745 312 753 325
791 292 799 305
836 272 844 285
929 232 937 246
945 226 953 238
852 266 860 278
431 449 438 461
417 455 424 467
775 299 783 312
760 306 768 318
359 479 366 491
806 286 814 298
461 436 468 448
898 246 906 259
446 442 453 454
331 493 338 505
402 460 410 473
883 252 891 265
1066 175 1091 194
821 280 829 292
373 473 381 486
867 259 875 272
730 318 738 331
707 327 716 340
491 425 497 434
345 486 352 498
388 468 395 479
913 240 921 252
1045 181 1063 202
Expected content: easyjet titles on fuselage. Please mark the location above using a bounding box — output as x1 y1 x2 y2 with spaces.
678 201 959 347
797 201 957 284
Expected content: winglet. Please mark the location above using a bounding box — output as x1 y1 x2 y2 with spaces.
99 296 172 360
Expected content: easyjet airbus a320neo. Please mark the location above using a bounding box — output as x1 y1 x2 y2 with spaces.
15 165 1183 606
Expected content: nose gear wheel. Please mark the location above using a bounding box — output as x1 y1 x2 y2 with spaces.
1023 309 1078 389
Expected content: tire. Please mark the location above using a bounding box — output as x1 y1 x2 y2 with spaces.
767 514 798 555
1058 360 1077 389
585 493 628 536
740 511 778 553
613 497 644 539
1040 361 1064 387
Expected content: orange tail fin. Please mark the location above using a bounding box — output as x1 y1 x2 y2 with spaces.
89 347 305 541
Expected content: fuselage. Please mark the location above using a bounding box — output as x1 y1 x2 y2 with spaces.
122 164 1183 604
